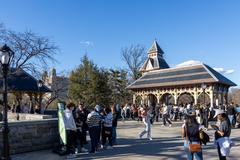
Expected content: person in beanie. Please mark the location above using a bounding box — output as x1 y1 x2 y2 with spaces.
87 105 101 153
63 102 77 155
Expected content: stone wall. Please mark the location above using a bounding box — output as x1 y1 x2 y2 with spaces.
8 112 52 121
0 118 59 156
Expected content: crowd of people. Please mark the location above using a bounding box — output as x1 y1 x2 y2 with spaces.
62 102 120 156
60 101 239 159
10 103 41 114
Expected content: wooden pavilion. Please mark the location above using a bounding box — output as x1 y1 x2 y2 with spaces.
0 68 51 112
127 41 236 108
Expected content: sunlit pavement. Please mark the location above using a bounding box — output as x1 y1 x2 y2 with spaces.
12 120 240 160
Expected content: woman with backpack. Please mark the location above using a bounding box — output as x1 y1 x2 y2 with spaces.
182 112 203 160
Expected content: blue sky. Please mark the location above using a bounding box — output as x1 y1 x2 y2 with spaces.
0 0 239 86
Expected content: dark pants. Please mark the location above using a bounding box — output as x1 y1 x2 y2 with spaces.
102 126 113 146
82 124 88 144
163 114 172 125
66 130 76 154
217 143 226 160
202 118 209 128
155 113 159 122
89 126 100 152
76 129 84 148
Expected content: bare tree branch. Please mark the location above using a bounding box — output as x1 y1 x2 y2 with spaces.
121 44 146 80
0 25 58 77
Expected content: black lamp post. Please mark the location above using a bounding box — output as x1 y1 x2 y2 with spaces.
201 83 207 108
37 80 43 113
0 44 14 160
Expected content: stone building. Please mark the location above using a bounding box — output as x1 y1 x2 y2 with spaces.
42 68 69 107
127 41 236 108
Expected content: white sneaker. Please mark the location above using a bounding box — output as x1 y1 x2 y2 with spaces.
169 124 172 127
81 147 88 152
149 137 153 141
75 148 78 154
106 146 113 149
101 145 104 149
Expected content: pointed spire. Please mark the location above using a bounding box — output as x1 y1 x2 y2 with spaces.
147 40 164 55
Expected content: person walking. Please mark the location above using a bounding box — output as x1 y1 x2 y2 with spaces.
139 106 152 140
162 104 172 127
182 112 203 160
87 105 101 153
213 109 233 160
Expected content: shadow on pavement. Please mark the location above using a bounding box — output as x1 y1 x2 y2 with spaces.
72 136 186 160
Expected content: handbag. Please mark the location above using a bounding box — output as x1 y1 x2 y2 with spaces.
185 124 201 153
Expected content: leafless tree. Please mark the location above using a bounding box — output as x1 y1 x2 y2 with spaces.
121 44 146 80
42 70 69 109
0 23 58 77
229 88 240 105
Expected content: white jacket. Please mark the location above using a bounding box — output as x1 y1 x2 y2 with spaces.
63 108 77 131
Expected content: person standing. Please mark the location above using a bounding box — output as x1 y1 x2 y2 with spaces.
139 106 152 140
202 105 210 129
63 103 77 155
182 112 203 160
102 107 113 149
213 109 232 160
226 103 236 127
73 104 88 153
112 105 118 145
155 104 160 122
87 105 101 153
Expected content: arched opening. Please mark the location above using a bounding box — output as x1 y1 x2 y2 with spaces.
135 95 142 106
160 93 174 105
147 94 157 108
197 92 210 106
177 92 194 106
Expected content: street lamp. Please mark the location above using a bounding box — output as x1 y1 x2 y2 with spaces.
0 44 14 160
37 80 43 113
201 83 207 108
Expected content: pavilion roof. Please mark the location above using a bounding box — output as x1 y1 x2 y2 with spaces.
0 68 52 93
127 63 236 89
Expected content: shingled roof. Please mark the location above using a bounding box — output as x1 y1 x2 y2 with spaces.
148 40 164 54
140 41 170 72
128 63 236 89
0 68 52 93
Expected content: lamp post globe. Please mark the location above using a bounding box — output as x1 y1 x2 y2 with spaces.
37 80 43 114
0 44 14 160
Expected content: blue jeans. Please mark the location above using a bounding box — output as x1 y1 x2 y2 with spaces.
228 115 234 126
112 126 117 145
184 140 203 160
89 126 100 152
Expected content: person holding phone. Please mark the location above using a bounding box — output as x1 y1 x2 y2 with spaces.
213 109 232 160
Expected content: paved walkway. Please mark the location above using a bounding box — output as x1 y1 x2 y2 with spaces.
12 120 240 160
